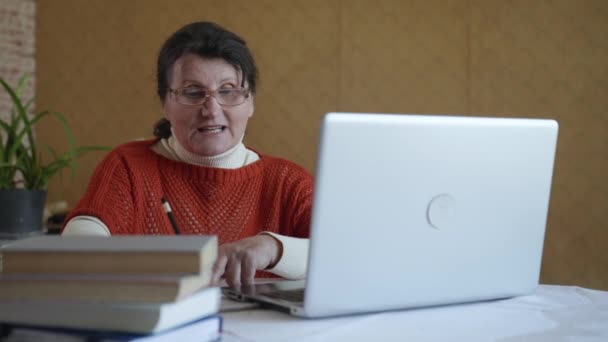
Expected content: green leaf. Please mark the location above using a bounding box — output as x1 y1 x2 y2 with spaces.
42 146 109 179
0 75 111 190
0 78 33 164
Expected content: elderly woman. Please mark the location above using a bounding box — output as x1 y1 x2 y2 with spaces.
62 21 312 287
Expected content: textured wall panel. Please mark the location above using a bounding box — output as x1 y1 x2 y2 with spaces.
470 0 608 289
341 0 469 114
36 0 608 289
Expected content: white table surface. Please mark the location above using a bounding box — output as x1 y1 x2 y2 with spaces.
220 285 608 342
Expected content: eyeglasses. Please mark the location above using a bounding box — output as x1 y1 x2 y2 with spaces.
167 86 250 106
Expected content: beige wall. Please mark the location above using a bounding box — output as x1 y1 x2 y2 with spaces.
36 0 608 289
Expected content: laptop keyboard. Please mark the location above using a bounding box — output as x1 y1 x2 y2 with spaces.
262 288 305 303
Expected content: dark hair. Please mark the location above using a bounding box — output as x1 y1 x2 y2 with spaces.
153 21 259 138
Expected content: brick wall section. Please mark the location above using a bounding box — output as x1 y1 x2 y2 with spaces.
0 0 35 120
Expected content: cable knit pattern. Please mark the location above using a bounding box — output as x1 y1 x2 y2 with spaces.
63 139 313 245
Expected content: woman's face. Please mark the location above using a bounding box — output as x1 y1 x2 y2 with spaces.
163 54 254 156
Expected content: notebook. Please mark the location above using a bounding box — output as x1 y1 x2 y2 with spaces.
224 112 559 318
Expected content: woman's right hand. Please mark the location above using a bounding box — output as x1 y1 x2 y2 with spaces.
211 234 283 287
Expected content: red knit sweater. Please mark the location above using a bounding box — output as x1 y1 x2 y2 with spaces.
64 140 313 244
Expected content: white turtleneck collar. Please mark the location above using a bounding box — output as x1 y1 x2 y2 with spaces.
153 130 260 169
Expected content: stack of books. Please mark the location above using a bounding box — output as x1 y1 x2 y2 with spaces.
0 235 221 341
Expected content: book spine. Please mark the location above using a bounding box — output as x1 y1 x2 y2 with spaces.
1 252 208 275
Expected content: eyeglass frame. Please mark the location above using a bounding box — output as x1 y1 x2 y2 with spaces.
167 86 251 107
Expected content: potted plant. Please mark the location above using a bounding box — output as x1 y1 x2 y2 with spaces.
0 74 109 239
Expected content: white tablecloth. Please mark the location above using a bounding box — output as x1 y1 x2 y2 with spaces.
220 285 608 341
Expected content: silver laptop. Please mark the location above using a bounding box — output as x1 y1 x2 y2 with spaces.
224 112 559 318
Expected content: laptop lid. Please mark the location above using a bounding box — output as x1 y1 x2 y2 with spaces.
226 113 558 318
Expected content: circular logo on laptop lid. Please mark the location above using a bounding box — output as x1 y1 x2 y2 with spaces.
426 194 456 229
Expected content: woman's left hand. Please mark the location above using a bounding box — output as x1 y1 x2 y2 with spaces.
212 234 283 287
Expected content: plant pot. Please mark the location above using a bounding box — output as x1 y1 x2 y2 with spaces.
0 189 47 239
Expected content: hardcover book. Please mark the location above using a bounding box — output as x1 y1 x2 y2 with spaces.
0 286 221 334
1 314 222 342
0 235 217 275
0 272 212 303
